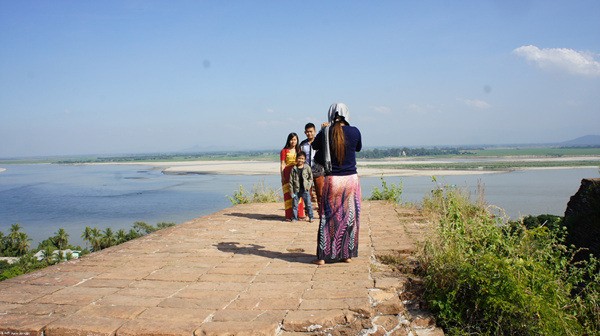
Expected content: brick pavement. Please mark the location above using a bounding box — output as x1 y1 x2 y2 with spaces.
0 201 444 336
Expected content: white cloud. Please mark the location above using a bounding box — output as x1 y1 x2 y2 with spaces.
406 103 440 115
513 45 600 77
370 105 392 114
255 120 286 128
460 99 491 109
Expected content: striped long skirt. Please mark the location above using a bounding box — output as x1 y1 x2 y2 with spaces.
317 174 361 261
282 165 304 220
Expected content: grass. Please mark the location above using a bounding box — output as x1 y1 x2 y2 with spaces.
227 181 281 205
368 177 403 202
414 184 599 335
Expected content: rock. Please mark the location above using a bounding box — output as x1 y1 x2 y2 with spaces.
564 178 600 259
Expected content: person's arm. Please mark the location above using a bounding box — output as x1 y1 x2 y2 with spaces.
280 150 287 182
355 128 362 152
312 130 323 151
289 168 296 196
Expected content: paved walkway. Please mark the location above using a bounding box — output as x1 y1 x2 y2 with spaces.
0 201 443 336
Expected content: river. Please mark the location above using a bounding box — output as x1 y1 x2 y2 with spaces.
0 164 598 247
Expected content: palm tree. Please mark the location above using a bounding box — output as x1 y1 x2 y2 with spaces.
16 232 30 256
90 228 102 252
0 231 6 256
7 224 30 256
116 229 127 244
133 221 155 235
41 245 56 265
102 228 115 248
81 226 92 249
54 228 69 251
127 228 140 240
8 224 22 249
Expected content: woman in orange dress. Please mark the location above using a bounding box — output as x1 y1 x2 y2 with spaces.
280 133 305 221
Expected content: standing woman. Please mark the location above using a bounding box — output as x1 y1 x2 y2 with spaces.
280 133 305 221
311 103 362 265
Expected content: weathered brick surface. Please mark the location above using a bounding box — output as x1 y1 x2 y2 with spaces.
282 309 348 332
45 316 126 336
194 321 280 336
0 201 442 335
117 318 202 336
0 314 58 336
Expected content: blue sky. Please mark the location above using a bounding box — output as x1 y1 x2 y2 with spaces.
1 1 599 157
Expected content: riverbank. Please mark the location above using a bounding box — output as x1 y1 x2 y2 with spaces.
82 156 600 177
163 163 502 177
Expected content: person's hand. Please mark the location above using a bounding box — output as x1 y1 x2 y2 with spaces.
321 122 330 129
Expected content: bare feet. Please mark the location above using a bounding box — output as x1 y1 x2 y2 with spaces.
342 258 352 263
312 259 325 265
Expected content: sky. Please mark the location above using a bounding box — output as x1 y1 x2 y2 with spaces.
1 1 599 157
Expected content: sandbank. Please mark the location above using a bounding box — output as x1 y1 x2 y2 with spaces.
82 156 599 177
160 161 502 177
0 168 6 173
86 160 493 176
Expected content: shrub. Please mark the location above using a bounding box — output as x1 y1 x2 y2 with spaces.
249 180 280 203
228 185 250 205
418 184 599 335
368 177 403 203
228 181 281 205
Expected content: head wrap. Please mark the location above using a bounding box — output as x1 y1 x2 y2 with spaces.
327 103 350 124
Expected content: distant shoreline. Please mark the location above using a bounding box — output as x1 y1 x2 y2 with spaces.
80 157 600 177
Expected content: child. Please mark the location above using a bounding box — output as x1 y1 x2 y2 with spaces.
289 151 315 222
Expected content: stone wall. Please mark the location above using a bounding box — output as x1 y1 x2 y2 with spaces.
564 178 600 259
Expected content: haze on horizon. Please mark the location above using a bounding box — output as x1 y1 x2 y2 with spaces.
1 1 599 158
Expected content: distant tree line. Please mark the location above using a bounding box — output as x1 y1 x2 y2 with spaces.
357 147 475 159
56 151 276 164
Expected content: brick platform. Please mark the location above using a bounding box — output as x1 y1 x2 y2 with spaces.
0 201 444 335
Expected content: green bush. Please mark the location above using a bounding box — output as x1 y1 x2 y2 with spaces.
228 185 250 205
249 180 280 203
418 185 599 335
368 177 403 203
228 181 281 205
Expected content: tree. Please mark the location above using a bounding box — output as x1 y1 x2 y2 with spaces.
41 245 57 265
81 226 92 249
156 222 176 229
6 224 30 257
102 228 115 248
54 228 69 251
116 229 128 244
133 221 156 235
0 231 6 256
15 232 30 256
89 228 102 252
127 228 140 241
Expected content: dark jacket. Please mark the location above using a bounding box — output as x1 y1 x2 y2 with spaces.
312 125 362 176
289 165 313 194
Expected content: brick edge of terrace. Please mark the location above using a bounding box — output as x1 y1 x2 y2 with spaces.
0 201 444 336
